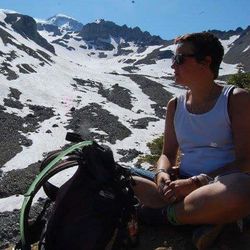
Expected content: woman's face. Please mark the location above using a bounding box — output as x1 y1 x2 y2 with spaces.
171 42 205 86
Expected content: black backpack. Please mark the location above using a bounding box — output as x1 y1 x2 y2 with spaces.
16 132 138 250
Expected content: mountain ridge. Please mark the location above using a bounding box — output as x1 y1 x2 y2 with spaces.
35 12 250 72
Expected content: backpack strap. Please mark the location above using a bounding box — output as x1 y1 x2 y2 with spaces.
19 140 94 249
39 150 80 201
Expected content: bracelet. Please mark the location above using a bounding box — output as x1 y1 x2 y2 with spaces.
154 169 167 183
199 174 213 185
190 176 202 188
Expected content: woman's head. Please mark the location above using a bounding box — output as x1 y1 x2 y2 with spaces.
174 32 224 79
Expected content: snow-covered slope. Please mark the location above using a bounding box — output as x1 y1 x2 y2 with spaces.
0 10 175 170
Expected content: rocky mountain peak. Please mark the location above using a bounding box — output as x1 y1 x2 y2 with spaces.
94 19 105 24
3 12 55 54
4 13 40 39
208 27 244 40
79 19 166 46
47 14 83 32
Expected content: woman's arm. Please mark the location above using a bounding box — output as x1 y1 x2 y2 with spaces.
155 97 179 186
209 87 250 177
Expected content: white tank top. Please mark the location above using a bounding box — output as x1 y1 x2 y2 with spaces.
174 85 235 177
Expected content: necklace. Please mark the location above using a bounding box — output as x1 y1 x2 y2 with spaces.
188 84 219 114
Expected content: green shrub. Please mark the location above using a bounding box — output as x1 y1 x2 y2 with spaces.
228 71 250 91
138 135 163 165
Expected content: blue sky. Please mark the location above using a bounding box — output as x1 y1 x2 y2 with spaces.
1 0 249 39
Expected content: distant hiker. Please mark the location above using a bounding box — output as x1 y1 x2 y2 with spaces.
132 32 250 249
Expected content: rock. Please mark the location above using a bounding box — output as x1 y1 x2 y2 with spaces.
37 22 62 36
127 74 172 118
20 137 32 147
117 149 142 162
66 103 131 144
130 117 159 129
9 88 22 100
4 13 55 54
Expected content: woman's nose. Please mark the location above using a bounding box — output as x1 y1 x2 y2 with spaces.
171 62 176 69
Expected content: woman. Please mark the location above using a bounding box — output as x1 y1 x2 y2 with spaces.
133 32 250 249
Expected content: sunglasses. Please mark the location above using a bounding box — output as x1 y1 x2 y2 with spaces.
172 54 196 65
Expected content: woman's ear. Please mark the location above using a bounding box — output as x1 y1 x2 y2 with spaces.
201 56 212 67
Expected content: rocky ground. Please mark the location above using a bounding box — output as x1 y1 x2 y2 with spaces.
136 220 250 250
1 209 250 249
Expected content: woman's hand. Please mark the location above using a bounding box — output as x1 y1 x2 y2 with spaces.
162 179 196 202
155 172 171 192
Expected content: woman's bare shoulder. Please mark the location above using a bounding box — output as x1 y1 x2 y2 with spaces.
232 86 249 95
229 87 250 126
167 97 178 110
231 87 250 107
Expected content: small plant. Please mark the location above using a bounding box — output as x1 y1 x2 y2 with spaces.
228 68 250 91
138 135 163 165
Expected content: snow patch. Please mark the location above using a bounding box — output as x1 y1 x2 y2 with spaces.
0 195 24 212
221 35 240 54
243 45 250 53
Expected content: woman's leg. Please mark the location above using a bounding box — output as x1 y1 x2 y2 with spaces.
132 176 168 208
133 173 250 224
130 167 155 181
175 173 250 225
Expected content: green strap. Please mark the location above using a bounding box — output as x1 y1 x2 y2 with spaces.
20 140 94 247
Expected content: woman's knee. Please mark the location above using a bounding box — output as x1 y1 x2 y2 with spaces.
132 176 166 207
183 173 250 214
218 173 250 197
226 174 250 211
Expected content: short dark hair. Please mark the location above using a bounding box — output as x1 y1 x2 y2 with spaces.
175 32 224 79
